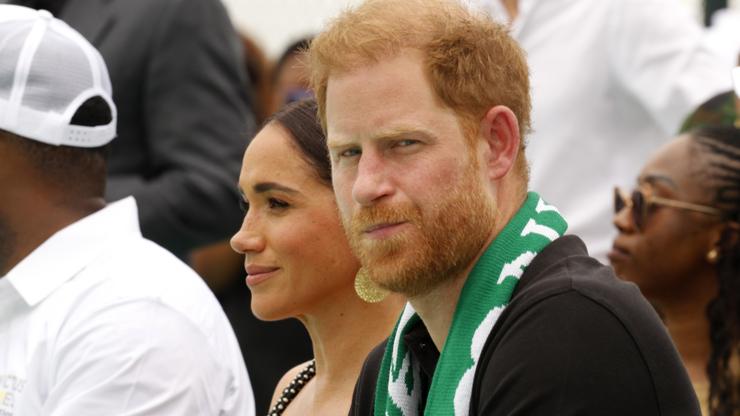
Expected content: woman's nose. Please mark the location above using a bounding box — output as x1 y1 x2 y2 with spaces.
230 219 266 254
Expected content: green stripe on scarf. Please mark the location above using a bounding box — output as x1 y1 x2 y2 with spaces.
374 192 568 416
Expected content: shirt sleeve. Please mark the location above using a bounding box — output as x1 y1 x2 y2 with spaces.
473 291 700 416
21 300 235 416
607 0 733 134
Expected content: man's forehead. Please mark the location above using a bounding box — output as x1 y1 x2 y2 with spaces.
324 93 449 144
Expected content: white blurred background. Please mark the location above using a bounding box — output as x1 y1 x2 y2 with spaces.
222 0 740 60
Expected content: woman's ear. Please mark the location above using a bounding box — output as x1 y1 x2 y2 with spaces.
479 105 520 181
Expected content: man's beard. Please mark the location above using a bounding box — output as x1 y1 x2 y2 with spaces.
0 216 17 276
344 164 497 298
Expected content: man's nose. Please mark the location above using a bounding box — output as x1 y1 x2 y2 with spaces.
352 151 395 206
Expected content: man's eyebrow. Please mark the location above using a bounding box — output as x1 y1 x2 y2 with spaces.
253 182 299 194
328 128 435 148
378 129 434 142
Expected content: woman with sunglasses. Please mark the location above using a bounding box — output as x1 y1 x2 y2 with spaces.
609 125 739 416
230 99 403 415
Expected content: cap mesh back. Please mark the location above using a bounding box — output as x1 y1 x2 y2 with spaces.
0 5 116 147
0 23 27 101
21 28 93 113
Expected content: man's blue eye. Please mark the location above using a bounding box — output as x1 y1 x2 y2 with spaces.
396 139 419 147
339 148 361 158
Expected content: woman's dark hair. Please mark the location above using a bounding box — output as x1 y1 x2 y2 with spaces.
690 125 740 416
266 98 330 186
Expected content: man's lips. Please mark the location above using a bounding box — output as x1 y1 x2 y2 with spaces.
363 221 407 238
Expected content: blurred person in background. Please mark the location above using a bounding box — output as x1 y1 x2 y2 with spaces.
472 0 732 261
681 90 739 131
230 99 404 416
610 125 740 416
242 34 278 124
3 0 256 259
272 37 314 109
0 6 254 415
704 8 740 70
191 33 314 415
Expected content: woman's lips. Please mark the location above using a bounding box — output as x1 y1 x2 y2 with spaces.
245 265 280 287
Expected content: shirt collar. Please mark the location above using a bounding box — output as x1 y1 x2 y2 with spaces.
4 197 141 307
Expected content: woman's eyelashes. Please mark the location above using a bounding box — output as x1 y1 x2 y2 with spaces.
239 197 290 213
268 197 290 210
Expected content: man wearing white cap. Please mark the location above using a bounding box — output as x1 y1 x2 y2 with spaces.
0 6 255 415
1 0 254 259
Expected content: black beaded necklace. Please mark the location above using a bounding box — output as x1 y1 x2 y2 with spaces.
267 360 316 416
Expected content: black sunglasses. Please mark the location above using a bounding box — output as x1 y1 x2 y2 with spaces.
613 186 722 231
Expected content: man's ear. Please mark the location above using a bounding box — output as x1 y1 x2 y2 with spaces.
479 105 520 180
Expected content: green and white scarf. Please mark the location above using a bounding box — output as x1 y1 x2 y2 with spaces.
374 192 568 416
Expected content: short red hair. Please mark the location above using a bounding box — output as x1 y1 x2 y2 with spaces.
309 0 531 181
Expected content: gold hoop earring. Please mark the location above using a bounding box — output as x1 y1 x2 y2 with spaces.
354 267 388 303
706 248 719 263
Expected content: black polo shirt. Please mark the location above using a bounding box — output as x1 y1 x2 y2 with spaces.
350 235 700 416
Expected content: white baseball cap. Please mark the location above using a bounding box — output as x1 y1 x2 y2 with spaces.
0 5 116 147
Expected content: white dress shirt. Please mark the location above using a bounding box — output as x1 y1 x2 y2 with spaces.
0 197 255 415
705 8 740 69
473 0 733 260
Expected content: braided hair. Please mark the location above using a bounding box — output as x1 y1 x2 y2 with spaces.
690 125 740 416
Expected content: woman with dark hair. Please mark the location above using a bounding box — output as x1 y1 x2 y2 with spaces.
230 99 404 415
189 34 311 415
609 125 739 416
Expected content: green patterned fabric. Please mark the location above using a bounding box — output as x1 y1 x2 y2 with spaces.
680 91 738 132
374 192 568 416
